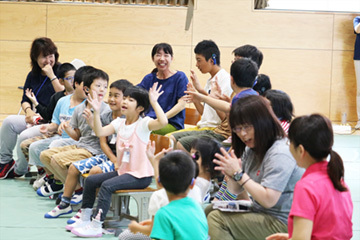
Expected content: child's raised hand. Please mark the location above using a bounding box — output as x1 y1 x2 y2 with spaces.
82 108 94 127
146 141 156 161
86 90 102 113
149 82 164 104
190 69 202 91
209 77 223 99
25 88 38 105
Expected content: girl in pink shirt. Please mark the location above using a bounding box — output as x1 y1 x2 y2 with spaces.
267 114 353 240
68 83 168 238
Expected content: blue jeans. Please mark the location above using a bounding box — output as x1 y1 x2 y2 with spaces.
81 171 152 221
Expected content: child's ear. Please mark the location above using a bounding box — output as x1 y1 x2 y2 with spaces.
136 105 144 113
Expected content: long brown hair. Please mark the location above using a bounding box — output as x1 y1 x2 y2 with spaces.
288 114 347 192
229 95 285 161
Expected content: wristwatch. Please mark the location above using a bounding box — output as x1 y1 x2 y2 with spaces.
232 169 244 181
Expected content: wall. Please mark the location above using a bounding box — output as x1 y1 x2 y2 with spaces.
0 0 358 122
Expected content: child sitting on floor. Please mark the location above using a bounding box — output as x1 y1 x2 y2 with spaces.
68 83 168 238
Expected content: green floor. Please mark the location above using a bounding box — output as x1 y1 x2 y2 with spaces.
0 178 119 240
0 134 359 240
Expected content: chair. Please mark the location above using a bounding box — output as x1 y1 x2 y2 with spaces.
150 133 171 154
184 107 201 127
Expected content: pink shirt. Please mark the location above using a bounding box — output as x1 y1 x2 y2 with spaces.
115 118 154 178
288 161 353 240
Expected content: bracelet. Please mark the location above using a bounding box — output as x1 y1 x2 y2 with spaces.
240 178 251 188
50 76 57 81
24 107 31 114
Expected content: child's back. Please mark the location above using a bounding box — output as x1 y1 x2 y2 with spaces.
151 196 208 240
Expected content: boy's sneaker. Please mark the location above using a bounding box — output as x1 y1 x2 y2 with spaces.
44 205 72 218
66 208 92 231
71 219 103 238
4 168 23 179
32 173 47 190
0 160 15 179
70 193 83 205
67 209 82 225
37 182 64 197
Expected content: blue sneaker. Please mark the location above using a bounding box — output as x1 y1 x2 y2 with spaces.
37 182 63 197
70 193 83 205
44 205 72 218
67 209 82 224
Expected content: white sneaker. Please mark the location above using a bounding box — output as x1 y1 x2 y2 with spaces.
44 205 72 218
32 173 46 190
355 121 360 130
70 193 83 205
67 209 82 224
71 218 103 238
65 208 92 231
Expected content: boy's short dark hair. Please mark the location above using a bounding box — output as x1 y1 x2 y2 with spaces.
194 40 221 66
123 86 150 115
57 63 76 79
230 58 258 88
110 79 133 93
83 68 109 89
159 151 195 195
253 74 271 96
264 89 294 122
232 45 263 69
73 66 96 89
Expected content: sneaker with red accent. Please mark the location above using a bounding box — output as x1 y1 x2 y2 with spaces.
0 160 15 179
4 169 23 179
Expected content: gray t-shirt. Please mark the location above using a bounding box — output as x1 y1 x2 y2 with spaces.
242 138 304 224
70 101 110 155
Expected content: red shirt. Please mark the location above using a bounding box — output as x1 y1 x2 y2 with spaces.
288 161 353 240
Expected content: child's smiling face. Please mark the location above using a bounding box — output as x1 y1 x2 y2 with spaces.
89 78 108 101
108 87 123 112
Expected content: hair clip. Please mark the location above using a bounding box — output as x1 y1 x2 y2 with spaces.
212 54 217 65
191 178 195 185
191 152 200 161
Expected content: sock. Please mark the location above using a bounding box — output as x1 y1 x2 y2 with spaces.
59 196 71 209
37 168 45 175
74 188 83 194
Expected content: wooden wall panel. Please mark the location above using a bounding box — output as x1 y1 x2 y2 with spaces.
333 14 358 51
330 50 357 121
47 5 192 45
193 0 333 50
57 43 192 86
0 3 46 41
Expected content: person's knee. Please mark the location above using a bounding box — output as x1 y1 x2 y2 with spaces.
39 151 49 164
89 166 102 176
68 164 80 176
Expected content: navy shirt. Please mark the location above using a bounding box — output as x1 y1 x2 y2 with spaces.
138 71 188 130
354 16 360 60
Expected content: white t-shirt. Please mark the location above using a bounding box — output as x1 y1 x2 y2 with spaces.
110 116 151 142
197 68 232 128
148 177 211 217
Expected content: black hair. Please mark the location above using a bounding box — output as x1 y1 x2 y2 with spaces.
288 114 348 192
83 68 109 89
73 66 96 89
30 37 59 75
110 79 133 93
190 137 222 179
230 58 258 88
123 86 150 115
194 40 221 66
264 90 294 122
159 151 196 195
253 74 271 96
232 44 263 69
57 63 76 79
229 95 285 161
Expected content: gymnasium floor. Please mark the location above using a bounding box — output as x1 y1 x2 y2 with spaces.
0 134 359 240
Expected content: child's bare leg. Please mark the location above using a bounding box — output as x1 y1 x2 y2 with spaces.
89 166 103 175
